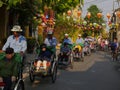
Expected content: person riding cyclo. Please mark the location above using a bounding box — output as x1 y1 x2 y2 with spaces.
62 33 73 50
44 30 57 57
74 34 84 55
0 47 22 90
58 33 73 62
2 25 27 66
59 42 71 62
34 43 53 72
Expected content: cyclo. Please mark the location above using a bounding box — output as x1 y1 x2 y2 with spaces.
72 43 84 61
0 52 25 90
58 42 73 69
29 44 57 83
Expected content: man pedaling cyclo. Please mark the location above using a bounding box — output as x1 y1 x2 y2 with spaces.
0 47 21 90
2 25 27 65
59 33 73 62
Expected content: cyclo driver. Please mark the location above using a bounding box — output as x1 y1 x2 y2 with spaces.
59 33 73 62
44 31 57 57
75 34 84 55
2 25 27 66
0 47 21 90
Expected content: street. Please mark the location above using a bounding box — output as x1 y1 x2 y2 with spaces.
23 51 120 90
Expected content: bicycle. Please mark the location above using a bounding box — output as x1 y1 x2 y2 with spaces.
111 51 118 61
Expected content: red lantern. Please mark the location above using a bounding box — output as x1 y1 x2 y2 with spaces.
97 13 102 18
87 12 91 19
67 10 72 16
77 11 81 17
106 13 111 20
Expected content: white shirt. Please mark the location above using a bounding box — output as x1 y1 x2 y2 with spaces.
2 35 27 53
76 38 84 44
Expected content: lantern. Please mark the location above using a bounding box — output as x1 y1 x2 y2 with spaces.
87 12 91 19
83 21 87 25
89 23 93 27
92 27 94 30
93 23 97 27
67 10 72 16
33 16 37 20
97 13 102 18
116 11 120 18
106 13 111 20
116 23 119 28
77 11 81 17
102 23 106 27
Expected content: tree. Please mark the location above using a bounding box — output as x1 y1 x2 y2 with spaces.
0 0 22 8
85 5 104 23
84 5 105 37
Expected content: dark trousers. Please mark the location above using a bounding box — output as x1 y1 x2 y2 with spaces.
3 77 12 90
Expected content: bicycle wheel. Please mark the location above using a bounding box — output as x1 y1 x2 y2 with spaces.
14 80 24 90
51 64 57 83
29 66 35 82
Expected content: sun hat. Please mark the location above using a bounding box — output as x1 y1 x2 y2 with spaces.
65 33 68 36
78 34 81 36
11 25 22 32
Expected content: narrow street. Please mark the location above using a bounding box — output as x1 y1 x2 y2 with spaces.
23 51 120 90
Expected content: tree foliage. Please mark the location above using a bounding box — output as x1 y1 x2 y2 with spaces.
54 15 83 42
83 5 105 37
85 5 104 23
0 0 84 32
36 0 84 14
0 0 22 8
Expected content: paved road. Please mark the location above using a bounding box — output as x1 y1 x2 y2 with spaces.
23 51 120 90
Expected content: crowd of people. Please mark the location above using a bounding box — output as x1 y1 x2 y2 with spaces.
0 24 120 90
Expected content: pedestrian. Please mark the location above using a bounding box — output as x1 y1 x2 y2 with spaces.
110 38 119 61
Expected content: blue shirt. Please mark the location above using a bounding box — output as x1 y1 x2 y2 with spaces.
63 38 72 45
60 46 71 53
39 50 52 61
44 37 57 47
110 42 117 51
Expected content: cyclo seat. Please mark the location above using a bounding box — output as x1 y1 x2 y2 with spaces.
73 43 84 51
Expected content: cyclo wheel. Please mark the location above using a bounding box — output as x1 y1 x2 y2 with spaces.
51 62 57 83
29 66 35 82
69 53 74 69
14 80 24 90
